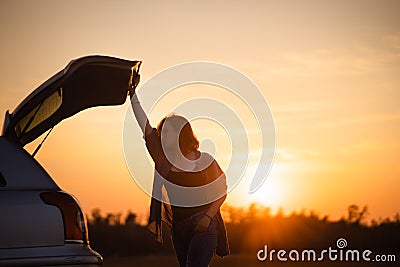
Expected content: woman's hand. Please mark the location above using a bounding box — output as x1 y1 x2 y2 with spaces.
128 74 140 97
194 215 211 233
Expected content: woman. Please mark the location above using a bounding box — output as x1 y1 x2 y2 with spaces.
129 87 229 267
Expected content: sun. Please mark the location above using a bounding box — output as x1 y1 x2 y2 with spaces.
249 177 285 211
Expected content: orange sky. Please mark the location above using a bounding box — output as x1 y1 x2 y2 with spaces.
1 0 399 222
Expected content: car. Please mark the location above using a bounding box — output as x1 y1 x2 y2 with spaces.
0 55 141 266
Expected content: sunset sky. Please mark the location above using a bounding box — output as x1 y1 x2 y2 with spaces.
1 0 399 222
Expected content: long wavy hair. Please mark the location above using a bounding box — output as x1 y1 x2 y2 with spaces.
157 114 199 154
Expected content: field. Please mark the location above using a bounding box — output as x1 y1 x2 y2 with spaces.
103 254 398 267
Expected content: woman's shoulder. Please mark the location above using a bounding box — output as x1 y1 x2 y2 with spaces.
196 151 215 171
198 151 215 161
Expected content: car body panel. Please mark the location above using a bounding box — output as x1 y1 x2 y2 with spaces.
0 191 64 249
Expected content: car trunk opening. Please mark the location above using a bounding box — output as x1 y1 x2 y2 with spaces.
2 55 141 146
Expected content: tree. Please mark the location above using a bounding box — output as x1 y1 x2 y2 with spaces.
125 210 138 225
347 204 369 224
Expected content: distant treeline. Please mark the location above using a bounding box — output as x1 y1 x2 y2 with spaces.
87 204 400 257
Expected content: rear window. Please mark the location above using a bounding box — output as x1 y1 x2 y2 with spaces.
14 88 62 138
0 137 58 190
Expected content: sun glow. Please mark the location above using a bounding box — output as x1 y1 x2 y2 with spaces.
249 163 288 211
250 178 285 210
227 162 290 213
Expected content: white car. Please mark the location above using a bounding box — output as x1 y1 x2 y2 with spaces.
0 56 141 266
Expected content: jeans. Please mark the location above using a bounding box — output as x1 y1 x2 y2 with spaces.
171 211 218 267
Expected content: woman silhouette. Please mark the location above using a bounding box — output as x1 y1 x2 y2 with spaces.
130 85 229 267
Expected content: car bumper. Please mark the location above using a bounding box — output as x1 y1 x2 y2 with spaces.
0 243 103 266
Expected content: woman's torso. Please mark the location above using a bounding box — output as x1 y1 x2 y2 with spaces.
167 169 213 221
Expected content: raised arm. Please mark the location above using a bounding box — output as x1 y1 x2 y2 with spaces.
130 92 153 137
128 78 163 162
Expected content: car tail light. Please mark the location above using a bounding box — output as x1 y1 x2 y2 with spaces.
40 191 89 244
